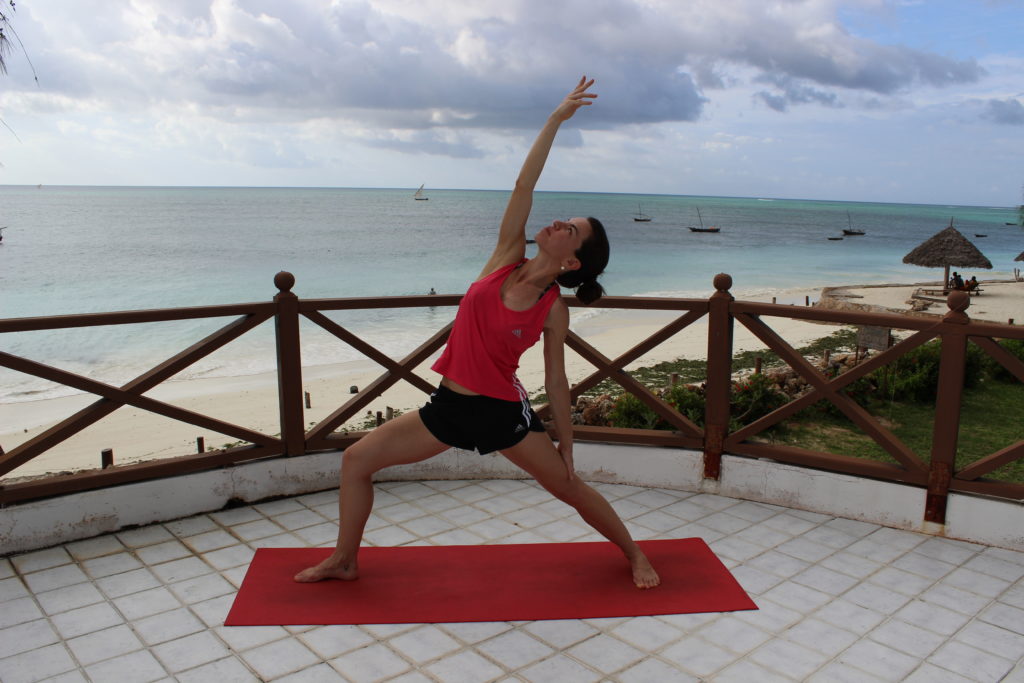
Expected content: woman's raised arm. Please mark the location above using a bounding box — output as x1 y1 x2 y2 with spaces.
477 77 597 279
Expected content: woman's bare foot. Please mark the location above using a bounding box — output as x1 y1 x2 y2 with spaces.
294 555 359 583
630 551 660 589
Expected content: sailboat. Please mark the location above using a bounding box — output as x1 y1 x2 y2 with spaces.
842 211 864 236
413 184 429 201
688 207 720 233
633 203 652 222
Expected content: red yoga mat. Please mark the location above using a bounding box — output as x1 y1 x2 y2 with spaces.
225 538 756 625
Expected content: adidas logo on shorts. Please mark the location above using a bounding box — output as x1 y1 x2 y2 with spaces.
513 424 526 433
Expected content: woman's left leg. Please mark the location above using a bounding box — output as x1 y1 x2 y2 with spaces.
500 432 660 588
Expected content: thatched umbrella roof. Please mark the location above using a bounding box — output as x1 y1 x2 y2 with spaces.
1016 251 1024 262
903 224 992 288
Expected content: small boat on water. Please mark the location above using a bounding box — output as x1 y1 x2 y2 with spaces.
413 184 429 200
688 207 720 233
842 211 865 236
633 204 652 222
827 236 844 241
975 234 987 238
0 227 6 242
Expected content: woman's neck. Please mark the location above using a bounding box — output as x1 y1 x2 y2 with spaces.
517 255 561 288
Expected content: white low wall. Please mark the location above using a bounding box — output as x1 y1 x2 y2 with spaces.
945 492 1024 550
2 445 1021 555
716 455 928 531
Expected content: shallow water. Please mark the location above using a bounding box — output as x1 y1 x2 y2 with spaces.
1 185 1019 401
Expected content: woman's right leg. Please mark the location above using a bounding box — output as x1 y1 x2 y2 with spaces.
294 410 449 582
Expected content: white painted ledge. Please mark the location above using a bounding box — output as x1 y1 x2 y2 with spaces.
945 493 1024 550
1 446 1021 555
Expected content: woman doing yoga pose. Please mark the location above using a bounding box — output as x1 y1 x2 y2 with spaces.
296 77 660 589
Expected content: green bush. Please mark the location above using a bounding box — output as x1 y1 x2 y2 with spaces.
982 338 1024 383
608 384 708 430
730 373 788 425
608 392 662 430
815 373 876 417
610 376 790 430
869 339 985 404
664 383 706 426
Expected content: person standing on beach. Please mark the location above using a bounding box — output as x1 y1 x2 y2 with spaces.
296 76 660 589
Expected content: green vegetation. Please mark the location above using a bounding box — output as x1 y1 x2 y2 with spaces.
769 381 1024 483
532 327 861 404
569 327 1024 484
606 369 797 433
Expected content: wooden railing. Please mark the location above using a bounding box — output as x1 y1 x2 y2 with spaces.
2 272 1022 523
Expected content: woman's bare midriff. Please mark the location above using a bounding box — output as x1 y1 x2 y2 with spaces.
440 377 480 396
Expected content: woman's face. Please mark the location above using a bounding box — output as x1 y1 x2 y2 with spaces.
536 217 591 260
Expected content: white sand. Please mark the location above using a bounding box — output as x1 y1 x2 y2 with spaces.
3 286 841 480
824 279 1024 325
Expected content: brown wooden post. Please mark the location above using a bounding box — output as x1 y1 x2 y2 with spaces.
274 272 306 457
704 273 735 480
196 437 205 453
925 291 970 525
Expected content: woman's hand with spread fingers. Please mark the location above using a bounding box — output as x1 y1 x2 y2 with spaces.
552 76 597 122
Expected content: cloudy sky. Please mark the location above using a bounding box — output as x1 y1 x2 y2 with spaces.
0 0 1021 205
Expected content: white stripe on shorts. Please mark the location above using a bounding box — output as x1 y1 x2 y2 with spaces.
512 377 532 427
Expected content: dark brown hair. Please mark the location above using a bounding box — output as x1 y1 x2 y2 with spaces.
555 216 609 305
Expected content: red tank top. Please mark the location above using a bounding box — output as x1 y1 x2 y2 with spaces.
432 260 560 401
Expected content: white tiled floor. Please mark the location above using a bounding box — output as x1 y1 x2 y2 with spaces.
2 479 1023 682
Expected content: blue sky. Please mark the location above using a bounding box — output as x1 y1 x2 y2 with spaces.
0 0 1021 206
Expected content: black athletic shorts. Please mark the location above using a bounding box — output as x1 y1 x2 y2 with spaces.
419 385 546 454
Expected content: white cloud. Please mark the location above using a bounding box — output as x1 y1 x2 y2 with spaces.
11 0 981 128
0 0 1019 204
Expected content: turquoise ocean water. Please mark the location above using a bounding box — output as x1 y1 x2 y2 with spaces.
1 186 1020 402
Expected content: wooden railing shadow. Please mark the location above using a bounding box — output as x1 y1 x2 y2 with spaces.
1 272 1022 524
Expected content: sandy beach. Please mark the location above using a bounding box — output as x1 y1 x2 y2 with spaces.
4 281 1022 480
821 279 1023 325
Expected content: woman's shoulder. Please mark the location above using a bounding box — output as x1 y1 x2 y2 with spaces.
543 294 569 331
476 257 528 283
476 238 528 280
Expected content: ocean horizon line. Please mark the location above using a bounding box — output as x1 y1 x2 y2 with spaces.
0 184 1016 211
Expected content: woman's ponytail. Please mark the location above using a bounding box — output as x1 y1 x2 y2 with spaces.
575 278 605 305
